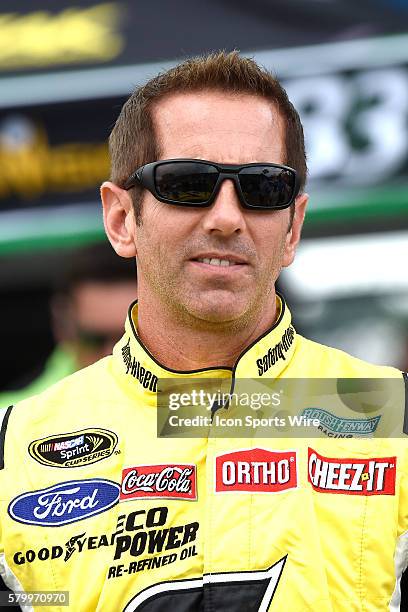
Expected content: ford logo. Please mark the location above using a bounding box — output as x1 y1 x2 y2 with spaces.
8 479 120 526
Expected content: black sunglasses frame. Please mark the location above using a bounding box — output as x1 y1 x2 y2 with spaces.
123 158 299 210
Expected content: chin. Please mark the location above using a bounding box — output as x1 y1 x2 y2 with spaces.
186 297 250 325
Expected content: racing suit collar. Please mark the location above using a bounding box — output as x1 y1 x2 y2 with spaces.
112 294 296 398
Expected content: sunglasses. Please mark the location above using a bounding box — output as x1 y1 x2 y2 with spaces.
123 159 299 210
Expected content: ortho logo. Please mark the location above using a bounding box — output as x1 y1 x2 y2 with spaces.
120 465 197 501
215 448 297 493
8 479 120 526
308 448 396 495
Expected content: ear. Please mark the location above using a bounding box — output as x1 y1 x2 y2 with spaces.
100 181 137 258
282 193 308 268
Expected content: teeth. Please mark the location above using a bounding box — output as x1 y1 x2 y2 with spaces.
198 258 235 267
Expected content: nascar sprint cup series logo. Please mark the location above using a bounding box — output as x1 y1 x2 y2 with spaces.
28 428 118 468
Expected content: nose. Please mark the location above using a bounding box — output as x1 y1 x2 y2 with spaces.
201 179 246 236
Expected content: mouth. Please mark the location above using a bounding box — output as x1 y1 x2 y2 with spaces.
188 254 249 276
195 257 240 268
191 252 248 268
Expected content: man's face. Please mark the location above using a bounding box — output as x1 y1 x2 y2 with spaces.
130 92 306 328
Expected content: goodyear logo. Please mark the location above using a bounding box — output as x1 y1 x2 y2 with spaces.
301 408 380 438
28 428 118 468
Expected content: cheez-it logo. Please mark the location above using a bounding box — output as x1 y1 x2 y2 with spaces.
215 448 297 493
308 448 396 496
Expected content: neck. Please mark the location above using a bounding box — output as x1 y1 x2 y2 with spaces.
135 292 278 371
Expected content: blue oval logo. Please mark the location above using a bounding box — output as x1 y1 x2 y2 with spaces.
8 479 120 526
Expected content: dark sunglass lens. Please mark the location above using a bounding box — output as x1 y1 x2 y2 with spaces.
155 162 218 203
239 166 295 208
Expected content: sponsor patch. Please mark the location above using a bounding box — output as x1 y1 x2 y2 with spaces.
215 448 297 493
13 506 200 570
308 448 396 495
121 338 158 391
120 465 197 501
256 325 295 376
28 428 118 468
8 479 120 526
111 507 199 563
301 408 380 438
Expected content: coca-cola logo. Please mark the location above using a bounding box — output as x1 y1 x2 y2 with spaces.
120 464 197 501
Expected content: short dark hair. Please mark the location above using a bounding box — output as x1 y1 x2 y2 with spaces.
109 50 307 221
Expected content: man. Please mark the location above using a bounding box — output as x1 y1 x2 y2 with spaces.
0 52 406 611
0 243 137 407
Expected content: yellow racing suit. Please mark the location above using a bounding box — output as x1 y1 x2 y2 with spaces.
0 296 407 611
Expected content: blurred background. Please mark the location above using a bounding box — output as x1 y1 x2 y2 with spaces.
1 0 408 394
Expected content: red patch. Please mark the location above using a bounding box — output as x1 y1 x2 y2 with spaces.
215 448 297 493
308 448 396 495
120 464 197 501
